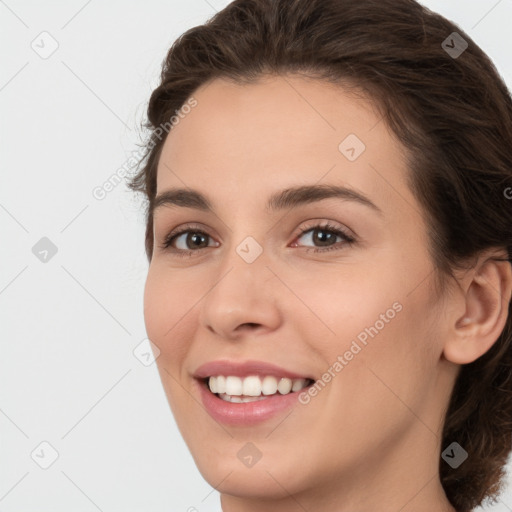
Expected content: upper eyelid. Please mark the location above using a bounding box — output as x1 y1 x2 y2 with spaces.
161 220 355 246
161 219 351 236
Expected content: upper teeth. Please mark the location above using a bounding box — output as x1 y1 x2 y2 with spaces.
208 375 309 396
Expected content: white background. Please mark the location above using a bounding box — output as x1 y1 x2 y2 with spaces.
1 1 511 510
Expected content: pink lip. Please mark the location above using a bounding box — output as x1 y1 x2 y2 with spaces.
193 359 313 380
192 359 315 426
194 379 309 426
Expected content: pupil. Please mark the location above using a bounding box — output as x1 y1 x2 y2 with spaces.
314 229 334 246
189 233 206 248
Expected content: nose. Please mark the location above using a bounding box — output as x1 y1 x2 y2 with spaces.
199 247 282 341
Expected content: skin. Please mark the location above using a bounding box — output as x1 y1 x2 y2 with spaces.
143 74 512 512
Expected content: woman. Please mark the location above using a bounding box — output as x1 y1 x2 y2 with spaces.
128 0 512 510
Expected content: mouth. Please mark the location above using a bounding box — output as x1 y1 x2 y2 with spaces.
192 360 317 425
201 375 315 403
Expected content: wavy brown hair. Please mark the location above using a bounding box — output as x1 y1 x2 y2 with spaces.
127 0 512 510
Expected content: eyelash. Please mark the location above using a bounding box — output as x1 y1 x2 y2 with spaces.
158 222 356 258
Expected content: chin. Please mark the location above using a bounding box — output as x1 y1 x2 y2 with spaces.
195 457 306 500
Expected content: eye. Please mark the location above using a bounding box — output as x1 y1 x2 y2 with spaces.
159 223 219 258
291 222 356 253
158 221 356 257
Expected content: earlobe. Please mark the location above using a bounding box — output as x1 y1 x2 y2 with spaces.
443 255 512 365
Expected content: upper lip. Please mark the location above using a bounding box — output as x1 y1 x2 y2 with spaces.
193 359 314 380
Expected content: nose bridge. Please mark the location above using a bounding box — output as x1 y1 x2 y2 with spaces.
199 229 281 337
214 231 272 301
216 207 271 278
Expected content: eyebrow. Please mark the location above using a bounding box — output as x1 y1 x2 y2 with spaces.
151 184 383 217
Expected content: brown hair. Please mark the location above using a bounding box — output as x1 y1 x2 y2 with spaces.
127 0 512 510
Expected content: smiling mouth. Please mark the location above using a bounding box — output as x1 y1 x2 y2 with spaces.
202 375 315 403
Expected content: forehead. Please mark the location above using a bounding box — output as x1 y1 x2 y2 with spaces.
156 75 413 218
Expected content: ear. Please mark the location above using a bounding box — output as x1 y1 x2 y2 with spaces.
443 251 512 365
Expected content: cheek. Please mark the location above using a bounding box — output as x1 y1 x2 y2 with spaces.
143 269 168 341
290 264 406 354
336 281 441 420
143 266 193 367
300 261 438 396
143 267 199 419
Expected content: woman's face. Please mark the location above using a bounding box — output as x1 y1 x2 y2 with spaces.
144 75 457 510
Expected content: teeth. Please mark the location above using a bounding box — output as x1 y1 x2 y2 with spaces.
216 376 225 393
225 376 243 396
218 393 269 403
242 376 262 396
207 375 310 400
208 376 218 394
277 378 292 394
292 378 307 392
262 376 278 395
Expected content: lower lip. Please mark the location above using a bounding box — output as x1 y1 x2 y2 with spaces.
196 379 306 426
